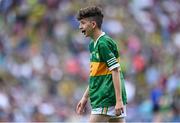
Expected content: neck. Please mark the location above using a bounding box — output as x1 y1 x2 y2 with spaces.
92 29 102 41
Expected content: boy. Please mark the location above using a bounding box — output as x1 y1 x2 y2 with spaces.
76 6 127 122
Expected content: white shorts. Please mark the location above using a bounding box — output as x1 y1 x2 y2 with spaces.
91 105 126 118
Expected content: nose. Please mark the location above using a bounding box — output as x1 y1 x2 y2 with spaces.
79 23 82 30
79 25 81 29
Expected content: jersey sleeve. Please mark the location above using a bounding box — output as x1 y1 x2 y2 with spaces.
98 42 120 71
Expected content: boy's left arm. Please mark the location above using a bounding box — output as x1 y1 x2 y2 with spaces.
112 67 124 116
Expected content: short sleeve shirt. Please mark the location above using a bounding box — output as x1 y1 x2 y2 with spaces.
89 33 127 109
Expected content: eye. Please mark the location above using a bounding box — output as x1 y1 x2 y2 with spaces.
80 20 85 24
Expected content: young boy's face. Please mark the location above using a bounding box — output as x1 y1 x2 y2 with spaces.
79 18 95 37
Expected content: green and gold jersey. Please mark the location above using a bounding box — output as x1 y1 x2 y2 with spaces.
89 32 127 109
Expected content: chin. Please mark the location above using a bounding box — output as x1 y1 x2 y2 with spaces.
85 34 89 37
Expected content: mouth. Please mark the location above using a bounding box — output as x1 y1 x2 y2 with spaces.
81 30 86 35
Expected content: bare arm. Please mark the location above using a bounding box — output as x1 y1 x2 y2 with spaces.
76 86 89 115
112 68 121 102
112 67 124 116
82 86 89 99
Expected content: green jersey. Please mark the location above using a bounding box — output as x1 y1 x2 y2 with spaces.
89 32 127 109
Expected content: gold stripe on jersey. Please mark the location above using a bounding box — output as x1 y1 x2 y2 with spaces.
90 62 112 76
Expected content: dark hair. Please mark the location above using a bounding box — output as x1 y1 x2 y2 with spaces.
77 6 104 29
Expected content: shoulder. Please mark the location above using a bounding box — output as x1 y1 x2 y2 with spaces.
98 35 117 47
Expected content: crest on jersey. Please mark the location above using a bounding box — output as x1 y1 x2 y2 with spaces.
109 52 114 57
96 53 99 59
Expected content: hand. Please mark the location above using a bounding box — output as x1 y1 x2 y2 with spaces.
115 100 124 116
76 97 88 115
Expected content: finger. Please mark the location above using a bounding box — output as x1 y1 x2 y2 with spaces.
115 109 121 116
121 107 124 113
76 103 81 113
77 108 82 114
77 105 85 115
79 108 84 115
76 103 80 112
116 112 121 116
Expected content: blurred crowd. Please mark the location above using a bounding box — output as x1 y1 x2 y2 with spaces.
0 0 179 122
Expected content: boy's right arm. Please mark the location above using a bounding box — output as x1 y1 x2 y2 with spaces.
76 86 89 115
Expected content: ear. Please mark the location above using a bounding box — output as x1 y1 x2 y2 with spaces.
91 21 96 29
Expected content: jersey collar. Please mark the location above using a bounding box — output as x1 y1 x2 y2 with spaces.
94 32 105 48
